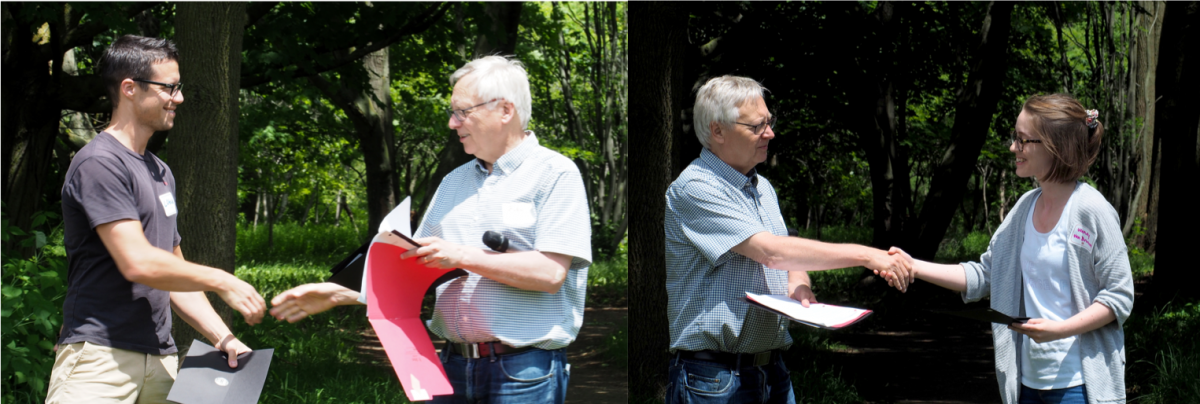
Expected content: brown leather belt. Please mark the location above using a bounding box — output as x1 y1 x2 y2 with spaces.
679 349 778 368
445 341 536 359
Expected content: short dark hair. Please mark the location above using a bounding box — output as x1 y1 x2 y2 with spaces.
1022 93 1104 183
99 35 179 109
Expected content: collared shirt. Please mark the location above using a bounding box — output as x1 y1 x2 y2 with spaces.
665 148 791 354
420 132 592 350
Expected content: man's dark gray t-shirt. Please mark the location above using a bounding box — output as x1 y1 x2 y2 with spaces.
59 131 181 355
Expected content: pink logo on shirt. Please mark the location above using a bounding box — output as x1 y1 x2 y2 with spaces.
1073 228 1093 248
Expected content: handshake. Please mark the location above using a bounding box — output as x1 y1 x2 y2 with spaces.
867 247 916 292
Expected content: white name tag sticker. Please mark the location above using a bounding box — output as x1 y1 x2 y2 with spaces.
1069 226 1094 253
159 193 178 217
502 202 536 228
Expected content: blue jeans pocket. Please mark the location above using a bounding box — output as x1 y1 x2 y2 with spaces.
681 361 735 396
499 350 555 383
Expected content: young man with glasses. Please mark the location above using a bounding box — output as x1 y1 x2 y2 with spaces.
48 35 266 404
664 75 913 404
269 55 591 403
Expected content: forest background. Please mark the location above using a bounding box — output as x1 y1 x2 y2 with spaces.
2 2 628 403
630 1 1199 403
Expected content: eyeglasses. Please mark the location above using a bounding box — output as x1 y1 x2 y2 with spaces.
133 79 183 98
735 115 778 135
1010 130 1042 152
447 99 500 124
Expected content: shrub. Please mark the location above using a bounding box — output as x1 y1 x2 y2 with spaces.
1 209 68 403
236 221 365 266
1126 300 1200 403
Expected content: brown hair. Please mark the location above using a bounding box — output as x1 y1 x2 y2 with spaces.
1021 93 1104 183
99 35 179 110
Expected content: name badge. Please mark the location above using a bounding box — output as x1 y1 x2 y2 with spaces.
1069 226 1094 253
502 202 536 228
159 193 178 217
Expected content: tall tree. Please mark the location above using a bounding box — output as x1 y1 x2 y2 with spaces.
628 2 684 399
170 1 247 350
1150 1 1200 302
309 48 399 234
906 2 1015 259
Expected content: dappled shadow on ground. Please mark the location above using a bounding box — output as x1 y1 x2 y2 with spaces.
566 307 629 404
353 306 629 404
818 295 1001 404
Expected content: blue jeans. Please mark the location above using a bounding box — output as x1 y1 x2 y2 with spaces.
431 346 569 404
666 351 795 404
1019 384 1087 404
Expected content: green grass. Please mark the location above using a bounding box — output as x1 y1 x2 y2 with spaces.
237 221 366 266
588 251 628 307
227 262 402 403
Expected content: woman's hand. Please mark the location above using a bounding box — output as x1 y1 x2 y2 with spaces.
1008 318 1070 343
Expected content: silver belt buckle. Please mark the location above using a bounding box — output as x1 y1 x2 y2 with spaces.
753 351 771 367
457 343 481 359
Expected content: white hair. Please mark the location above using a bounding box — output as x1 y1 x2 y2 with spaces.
693 75 767 149
449 55 533 129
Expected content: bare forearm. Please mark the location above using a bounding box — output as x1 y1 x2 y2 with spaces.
461 249 570 294
170 291 232 345
1062 302 1117 336
787 270 812 295
98 221 235 292
913 259 968 292
123 247 234 292
736 232 872 272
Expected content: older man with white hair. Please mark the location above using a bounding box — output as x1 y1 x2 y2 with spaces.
270 56 591 403
664 75 912 404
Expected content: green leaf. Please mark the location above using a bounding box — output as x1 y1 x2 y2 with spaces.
35 231 47 249
1 285 22 298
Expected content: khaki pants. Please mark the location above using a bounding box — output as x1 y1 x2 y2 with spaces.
45 342 179 404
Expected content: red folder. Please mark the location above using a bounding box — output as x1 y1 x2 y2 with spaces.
365 233 456 401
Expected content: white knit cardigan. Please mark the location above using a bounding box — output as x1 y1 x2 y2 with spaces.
961 183 1134 404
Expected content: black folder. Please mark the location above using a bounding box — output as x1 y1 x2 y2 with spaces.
932 308 1029 325
166 340 274 404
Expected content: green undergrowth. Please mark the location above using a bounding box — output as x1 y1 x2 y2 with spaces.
1124 298 1200 403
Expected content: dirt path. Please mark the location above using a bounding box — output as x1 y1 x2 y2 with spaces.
355 306 628 403
821 302 1001 404
566 307 629 404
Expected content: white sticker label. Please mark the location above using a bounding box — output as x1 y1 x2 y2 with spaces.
502 202 536 228
1070 226 1094 253
159 193 178 217
214 377 228 387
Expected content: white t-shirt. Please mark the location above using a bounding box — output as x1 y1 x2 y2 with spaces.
1019 183 1084 389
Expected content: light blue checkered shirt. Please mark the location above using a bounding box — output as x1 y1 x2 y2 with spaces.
665 148 792 354
418 133 592 350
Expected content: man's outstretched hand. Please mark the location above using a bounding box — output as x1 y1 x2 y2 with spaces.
269 282 359 323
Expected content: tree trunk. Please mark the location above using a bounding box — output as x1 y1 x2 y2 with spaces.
170 2 246 354
1130 1 1166 250
1150 1 1200 302
628 2 685 400
906 2 1015 260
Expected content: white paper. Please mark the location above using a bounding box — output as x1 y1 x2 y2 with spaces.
745 292 872 329
379 196 412 237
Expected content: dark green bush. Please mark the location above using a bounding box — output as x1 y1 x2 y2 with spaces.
2 209 68 403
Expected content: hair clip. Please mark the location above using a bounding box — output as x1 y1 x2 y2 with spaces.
1085 109 1100 129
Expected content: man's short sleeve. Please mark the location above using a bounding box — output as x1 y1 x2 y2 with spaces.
533 170 592 270
676 178 767 264
64 156 140 229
